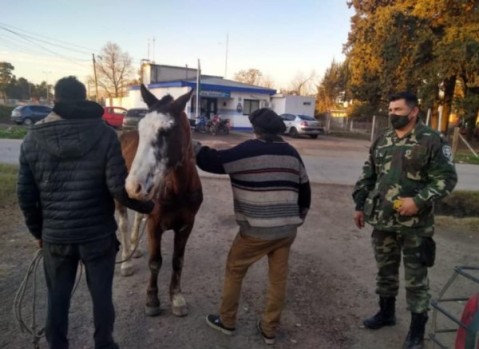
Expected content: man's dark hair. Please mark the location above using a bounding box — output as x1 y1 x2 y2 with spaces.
389 91 419 109
54 76 86 103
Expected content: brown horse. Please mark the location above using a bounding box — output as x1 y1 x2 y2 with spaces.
116 85 203 317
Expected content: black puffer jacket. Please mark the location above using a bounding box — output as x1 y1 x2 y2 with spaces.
17 101 153 244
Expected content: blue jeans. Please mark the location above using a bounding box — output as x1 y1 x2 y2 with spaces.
43 235 120 349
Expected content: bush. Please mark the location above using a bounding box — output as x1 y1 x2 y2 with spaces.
436 191 479 217
0 105 14 123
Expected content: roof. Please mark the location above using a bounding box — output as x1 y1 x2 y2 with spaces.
130 77 276 95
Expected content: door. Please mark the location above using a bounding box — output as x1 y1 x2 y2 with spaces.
205 98 217 119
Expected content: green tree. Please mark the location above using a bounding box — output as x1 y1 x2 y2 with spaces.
0 62 15 99
345 0 479 131
316 60 348 113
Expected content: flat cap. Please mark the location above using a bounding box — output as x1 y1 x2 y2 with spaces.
249 108 286 134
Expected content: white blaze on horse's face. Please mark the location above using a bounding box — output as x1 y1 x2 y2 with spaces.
125 110 175 200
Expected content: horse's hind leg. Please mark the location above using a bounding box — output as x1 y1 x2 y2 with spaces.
116 203 134 276
170 224 193 317
130 213 144 258
145 226 163 316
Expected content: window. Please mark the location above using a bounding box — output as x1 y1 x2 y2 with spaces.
243 99 259 115
113 108 126 115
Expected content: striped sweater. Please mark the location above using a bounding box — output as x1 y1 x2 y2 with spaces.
196 138 311 239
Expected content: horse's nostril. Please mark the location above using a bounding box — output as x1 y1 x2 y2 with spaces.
135 183 142 194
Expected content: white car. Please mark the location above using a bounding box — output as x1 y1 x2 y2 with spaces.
279 113 324 139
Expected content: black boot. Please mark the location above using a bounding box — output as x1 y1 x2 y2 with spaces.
403 312 428 349
363 296 396 329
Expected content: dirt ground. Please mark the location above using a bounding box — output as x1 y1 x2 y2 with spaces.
1 133 478 349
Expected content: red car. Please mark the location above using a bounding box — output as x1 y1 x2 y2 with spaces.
102 106 127 128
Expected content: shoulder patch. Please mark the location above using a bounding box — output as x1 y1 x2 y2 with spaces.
442 145 453 161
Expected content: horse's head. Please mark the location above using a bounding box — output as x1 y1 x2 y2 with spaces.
125 85 193 200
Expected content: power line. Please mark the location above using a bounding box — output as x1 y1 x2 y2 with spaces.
0 22 94 54
0 25 90 68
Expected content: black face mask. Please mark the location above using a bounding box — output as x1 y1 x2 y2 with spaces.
390 113 411 129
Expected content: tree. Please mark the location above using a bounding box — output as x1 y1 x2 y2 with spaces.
234 68 262 85
0 62 15 99
345 0 479 130
283 71 317 96
316 61 348 113
95 42 134 98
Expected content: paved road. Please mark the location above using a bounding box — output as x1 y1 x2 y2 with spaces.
1 134 478 191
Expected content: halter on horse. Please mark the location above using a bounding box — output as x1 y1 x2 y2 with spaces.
116 85 203 316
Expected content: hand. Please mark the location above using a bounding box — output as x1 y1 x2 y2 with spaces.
192 140 203 155
395 197 419 216
37 239 43 249
353 211 365 229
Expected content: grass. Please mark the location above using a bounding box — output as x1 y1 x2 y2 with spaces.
454 149 479 165
0 164 18 208
0 125 28 139
436 191 479 217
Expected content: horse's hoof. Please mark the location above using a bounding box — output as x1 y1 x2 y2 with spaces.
172 294 188 317
132 248 143 258
120 265 134 276
145 306 161 317
172 304 188 317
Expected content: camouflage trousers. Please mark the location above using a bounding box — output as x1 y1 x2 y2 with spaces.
371 229 431 313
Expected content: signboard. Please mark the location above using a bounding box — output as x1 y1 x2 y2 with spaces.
200 90 230 98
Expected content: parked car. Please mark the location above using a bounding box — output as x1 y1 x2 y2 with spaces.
122 108 148 130
10 105 52 126
279 113 324 139
102 106 127 128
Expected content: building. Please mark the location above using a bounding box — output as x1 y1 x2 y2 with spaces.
110 63 276 130
270 94 316 117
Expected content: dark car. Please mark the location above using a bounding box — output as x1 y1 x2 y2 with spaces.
11 105 52 126
122 108 148 130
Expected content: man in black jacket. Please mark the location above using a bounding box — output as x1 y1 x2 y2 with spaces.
17 76 154 349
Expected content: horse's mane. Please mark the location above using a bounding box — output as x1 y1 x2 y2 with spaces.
158 95 174 106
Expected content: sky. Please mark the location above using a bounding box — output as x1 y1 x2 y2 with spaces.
1 0 354 90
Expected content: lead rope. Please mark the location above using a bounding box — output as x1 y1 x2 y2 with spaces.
13 249 83 349
115 216 147 264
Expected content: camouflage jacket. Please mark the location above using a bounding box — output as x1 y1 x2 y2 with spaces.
352 121 457 235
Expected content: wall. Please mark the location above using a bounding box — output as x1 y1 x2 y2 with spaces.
271 95 316 116
107 85 273 131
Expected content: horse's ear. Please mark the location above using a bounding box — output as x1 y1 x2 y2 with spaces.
140 84 158 108
172 89 194 113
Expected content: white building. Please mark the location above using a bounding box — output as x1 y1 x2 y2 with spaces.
270 94 316 117
109 64 317 130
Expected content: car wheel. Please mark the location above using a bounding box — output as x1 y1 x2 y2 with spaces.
23 118 33 127
310 135 318 139
289 127 299 138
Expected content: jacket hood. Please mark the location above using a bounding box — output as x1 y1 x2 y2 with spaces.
30 117 109 159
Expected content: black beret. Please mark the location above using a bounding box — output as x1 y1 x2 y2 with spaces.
249 108 286 134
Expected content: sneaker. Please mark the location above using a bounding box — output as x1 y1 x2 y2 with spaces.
257 319 275 345
205 314 235 335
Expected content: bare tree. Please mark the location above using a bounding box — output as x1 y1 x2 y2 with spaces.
283 71 317 96
95 42 134 98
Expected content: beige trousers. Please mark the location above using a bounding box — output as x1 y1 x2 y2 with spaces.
219 232 296 337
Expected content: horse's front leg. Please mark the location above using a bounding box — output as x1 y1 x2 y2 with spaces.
170 224 193 317
116 203 134 276
130 212 145 258
145 224 163 316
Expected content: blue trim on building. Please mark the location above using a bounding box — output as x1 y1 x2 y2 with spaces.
130 80 276 95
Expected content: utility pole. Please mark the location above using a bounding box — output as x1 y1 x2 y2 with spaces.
224 33 229 78
92 53 99 102
42 70 51 103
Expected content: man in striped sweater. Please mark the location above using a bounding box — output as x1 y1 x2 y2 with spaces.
194 108 311 345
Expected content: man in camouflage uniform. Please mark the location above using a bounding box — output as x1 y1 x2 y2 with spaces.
352 92 457 349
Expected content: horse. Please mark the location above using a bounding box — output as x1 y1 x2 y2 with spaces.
116 85 203 317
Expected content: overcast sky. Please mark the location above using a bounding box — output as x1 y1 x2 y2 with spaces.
1 0 353 89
